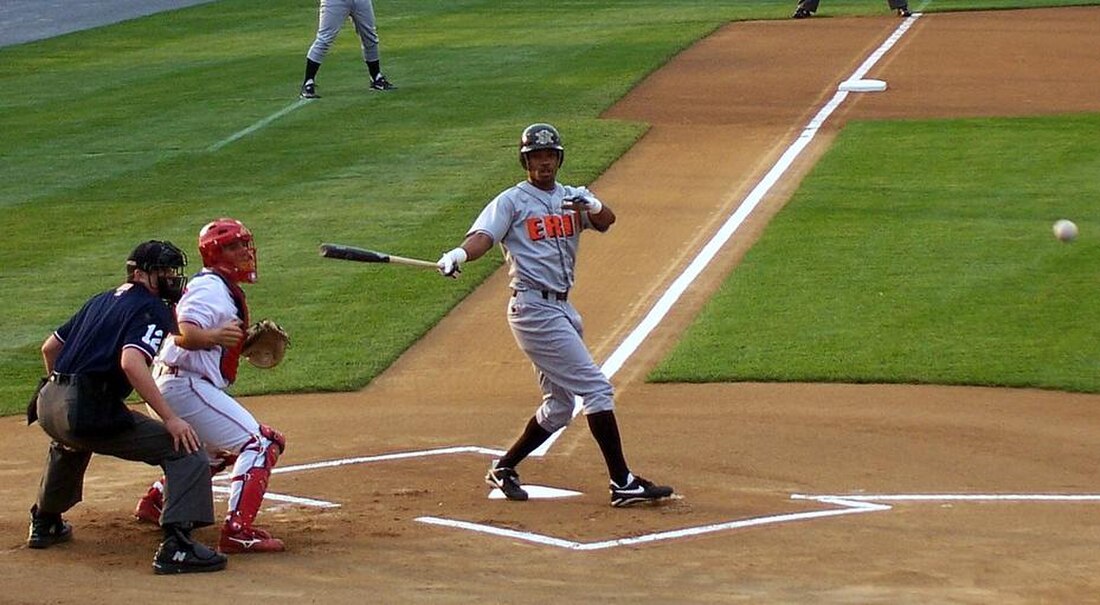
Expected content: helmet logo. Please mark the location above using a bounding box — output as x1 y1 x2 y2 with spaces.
533 129 556 145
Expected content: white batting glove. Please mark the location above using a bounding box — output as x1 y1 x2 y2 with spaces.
437 247 467 279
563 195 602 215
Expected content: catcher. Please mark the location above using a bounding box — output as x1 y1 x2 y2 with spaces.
133 218 291 554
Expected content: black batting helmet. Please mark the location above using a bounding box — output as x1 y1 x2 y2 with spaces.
519 123 564 168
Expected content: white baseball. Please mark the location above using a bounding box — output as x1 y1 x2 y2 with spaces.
1053 219 1078 242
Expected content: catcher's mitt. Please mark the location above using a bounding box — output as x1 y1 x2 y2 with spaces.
241 319 290 369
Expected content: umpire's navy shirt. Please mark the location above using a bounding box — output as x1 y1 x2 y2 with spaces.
53 282 176 401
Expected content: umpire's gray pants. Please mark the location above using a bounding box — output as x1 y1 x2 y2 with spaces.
34 381 215 527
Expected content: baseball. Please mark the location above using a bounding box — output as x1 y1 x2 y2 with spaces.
1053 219 1078 242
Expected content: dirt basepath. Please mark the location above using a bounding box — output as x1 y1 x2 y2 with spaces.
3 8 1100 603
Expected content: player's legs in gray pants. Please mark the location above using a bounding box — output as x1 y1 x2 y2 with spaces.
501 294 631 482
507 296 615 432
307 0 378 64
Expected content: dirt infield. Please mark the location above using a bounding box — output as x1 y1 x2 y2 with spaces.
3 8 1100 603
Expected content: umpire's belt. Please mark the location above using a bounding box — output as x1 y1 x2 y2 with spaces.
512 288 568 301
49 372 75 385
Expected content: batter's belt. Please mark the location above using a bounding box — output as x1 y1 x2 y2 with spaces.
512 288 569 301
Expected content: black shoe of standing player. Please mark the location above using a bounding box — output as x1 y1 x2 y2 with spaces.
792 8 813 18
27 505 73 549
896 6 913 16
153 524 228 575
370 73 397 91
485 460 529 501
610 474 675 508
300 80 320 99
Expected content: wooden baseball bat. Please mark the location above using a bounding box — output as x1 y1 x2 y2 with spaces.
319 243 437 269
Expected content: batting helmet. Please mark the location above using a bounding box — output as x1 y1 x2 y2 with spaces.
519 123 564 169
198 218 257 283
126 240 188 303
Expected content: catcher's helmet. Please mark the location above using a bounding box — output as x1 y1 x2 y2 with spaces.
127 240 188 303
519 123 564 169
199 218 257 283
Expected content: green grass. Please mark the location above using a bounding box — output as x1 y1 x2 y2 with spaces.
2 0 1098 414
651 115 1100 391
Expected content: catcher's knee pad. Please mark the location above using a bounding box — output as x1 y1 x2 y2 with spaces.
259 424 286 458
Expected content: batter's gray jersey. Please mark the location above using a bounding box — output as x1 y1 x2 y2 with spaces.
469 181 597 294
468 181 614 430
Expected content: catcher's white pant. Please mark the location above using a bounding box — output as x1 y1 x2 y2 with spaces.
155 369 259 452
153 367 279 516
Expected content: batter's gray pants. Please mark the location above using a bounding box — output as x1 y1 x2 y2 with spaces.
307 0 380 64
34 380 215 528
506 291 616 433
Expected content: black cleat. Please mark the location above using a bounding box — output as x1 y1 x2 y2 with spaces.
896 7 913 16
153 525 228 575
610 475 674 508
791 8 813 18
485 461 529 501
27 506 72 549
369 74 397 91
300 80 320 99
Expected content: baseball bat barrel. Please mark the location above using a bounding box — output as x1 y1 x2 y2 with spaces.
319 243 437 269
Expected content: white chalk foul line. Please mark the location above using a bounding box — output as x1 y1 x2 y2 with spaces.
531 16 920 458
207 98 313 152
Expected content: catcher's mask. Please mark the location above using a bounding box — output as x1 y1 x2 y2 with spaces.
519 123 564 169
199 218 257 283
126 240 188 304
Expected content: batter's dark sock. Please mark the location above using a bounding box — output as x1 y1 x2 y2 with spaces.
303 59 320 84
498 416 552 469
586 411 630 485
366 60 381 80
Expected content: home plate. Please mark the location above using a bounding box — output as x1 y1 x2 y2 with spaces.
488 485 583 500
838 78 887 92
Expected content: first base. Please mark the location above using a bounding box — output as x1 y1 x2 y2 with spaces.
838 79 887 92
488 485 582 500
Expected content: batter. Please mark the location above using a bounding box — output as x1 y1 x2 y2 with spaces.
133 218 288 553
437 123 675 507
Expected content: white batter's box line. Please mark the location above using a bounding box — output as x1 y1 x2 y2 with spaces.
414 497 889 551
267 445 507 476
793 493 1100 503
212 485 340 509
210 446 508 510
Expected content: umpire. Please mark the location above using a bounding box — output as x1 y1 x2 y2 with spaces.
26 240 227 575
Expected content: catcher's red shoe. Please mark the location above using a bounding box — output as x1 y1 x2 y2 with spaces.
134 487 163 525
218 523 285 554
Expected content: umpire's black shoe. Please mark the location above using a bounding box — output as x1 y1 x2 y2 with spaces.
610 474 674 508
896 6 913 16
485 461 529 501
27 506 72 549
300 80 320 99
153 525 228 575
